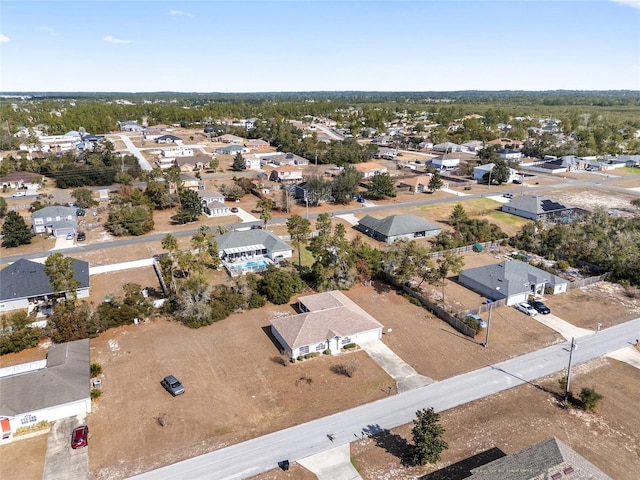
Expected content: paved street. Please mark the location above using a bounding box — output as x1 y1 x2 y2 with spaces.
129 318 640 480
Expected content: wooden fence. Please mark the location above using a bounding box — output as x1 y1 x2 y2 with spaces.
567 272 611 290
382 272 476 338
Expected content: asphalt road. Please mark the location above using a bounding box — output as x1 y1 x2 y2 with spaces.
129 318 640 480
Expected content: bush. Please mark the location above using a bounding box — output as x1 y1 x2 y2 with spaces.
579 387 603 411
90 388 102 400
342 343 356 350
331 359 359 378
323 349 332 355
296 356 304 362
555 260 570 270
90 363 103 378
304 352 320 359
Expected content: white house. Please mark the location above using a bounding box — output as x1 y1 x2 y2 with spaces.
241 154 265 170
497 148 523 161
0 339 91 440
198 190 230 217
473 163 518 183
431 156 460 171
31 206 78 237
161 146 194 157
354 161 388 178
270 290 383 359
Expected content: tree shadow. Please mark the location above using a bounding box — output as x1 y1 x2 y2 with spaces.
490 365 562 399
371 280 395 295
418 447 506 480
368 425 412 466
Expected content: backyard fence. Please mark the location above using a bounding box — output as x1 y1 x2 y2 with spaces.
382 272 477 338
428 239 508 258
567 272 611 290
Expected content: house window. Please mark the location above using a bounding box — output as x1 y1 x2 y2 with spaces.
299 345 309 355
341 337 351 345
315 342 326 352
21 415 37 425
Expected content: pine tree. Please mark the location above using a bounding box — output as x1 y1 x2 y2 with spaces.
411 407 448 466
232 152 246 171
428 172 443 193
1 211 34 247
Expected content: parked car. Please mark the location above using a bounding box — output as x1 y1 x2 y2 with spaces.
12 191 26 197
66 232 75 240
529 300 551 315
251 224 263 229
230 207 239 213
77 232 86 241
466 313 487 329
71 425 89 449
76 209 86 216
161 375 185 396
503 193 514 199
512 179 522 184
515 303 537 316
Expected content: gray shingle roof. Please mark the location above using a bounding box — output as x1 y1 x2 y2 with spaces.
459 260 567 299
214 229 292 254
0 258 90 302
470 437 612 479
31 205 77 220
358 214 441 237
0 339 90 416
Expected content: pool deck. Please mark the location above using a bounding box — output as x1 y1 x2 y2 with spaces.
222 256 273 276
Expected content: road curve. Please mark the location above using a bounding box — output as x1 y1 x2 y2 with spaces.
128 318 640 480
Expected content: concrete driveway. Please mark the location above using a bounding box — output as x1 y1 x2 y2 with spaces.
532 313 593 340
43 415 89 480
53 236 75 250
298 444 362 480
233 207 260 223
359 340 434 392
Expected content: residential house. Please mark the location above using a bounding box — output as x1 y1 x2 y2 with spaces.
270 165 303 183
467 437 611 480
199 190 230 217
155 157 176 170
155 134 182 144
262 152 310 166
213 134 244 144
355 214 441 243
0 258 90 313
432 142 464 153
119 121 144 132
497 148 523 161
473 163 518 183
418 141 434 150
461 140 484 152
397 174 433 193
214 229 293 271
215 144 249 155
487 138 524 149
0 339 91 440
371 134 394 146
270 290 383 359
458 259 568 306
293 181 333 204
431 155 460 171
31 206 78 237
244 139 270 151
161 146 194 157
354 162 388 179
239 154 263 170
0 171 42 189
168 173 203 194
501 195 585 222
374 147 397 160
174 155 211 172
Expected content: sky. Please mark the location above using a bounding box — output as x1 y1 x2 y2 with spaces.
1 1 639 93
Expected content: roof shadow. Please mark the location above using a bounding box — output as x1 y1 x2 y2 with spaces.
418 447 507 480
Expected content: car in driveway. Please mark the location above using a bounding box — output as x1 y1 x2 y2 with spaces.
76 232 86 241
502 193 514 199
161 375 185 396
71 425 89 449
529 300 551 314
230 207 239 213
12 191 26 197
515 302 537 316
66 232 75 240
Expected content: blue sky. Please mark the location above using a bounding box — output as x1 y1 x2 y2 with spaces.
1 1 639 92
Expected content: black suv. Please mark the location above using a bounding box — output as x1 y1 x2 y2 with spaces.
77 232 86 241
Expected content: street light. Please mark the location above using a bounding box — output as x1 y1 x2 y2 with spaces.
305 197 309 219
564 337 577 402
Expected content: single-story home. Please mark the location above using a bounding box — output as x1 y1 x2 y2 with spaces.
354 162 388 178
487 138 523 149
497 148 523 160
0 171 43 189
457 259 568 306
460 140 484 152
215 144 249 155
213 134 244 144
473 163 518 183
397 175 433 193
175 155 211 172
239 154 263 170
262 152 310 166
214 229 293 264
31 206 78 237
244 139 270 150
160 146 194 157
0 339 91 440
432 142 464 153
155 134 182 144
501 195 586 222
270 165 303 183
199 190 230 217
0 258 90 313
355 214 441 243
270 290 383 359
431 155 460 171
467 437 611 480
373 147 397 160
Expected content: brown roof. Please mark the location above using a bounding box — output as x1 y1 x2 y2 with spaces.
274 165 302 172
398 174 432 188
355 162 386 173
271 291 382 349
0 171 41 182
175 155 211 167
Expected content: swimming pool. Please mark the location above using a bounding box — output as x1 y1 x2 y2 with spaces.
243 260 268 269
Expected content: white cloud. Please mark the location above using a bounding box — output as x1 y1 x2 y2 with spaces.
610 0 640 9
104 35 131 44
170 9 194 18
0 34 10 43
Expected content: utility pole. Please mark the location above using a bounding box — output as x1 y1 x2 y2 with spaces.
564 337 577 402
483 299 493 347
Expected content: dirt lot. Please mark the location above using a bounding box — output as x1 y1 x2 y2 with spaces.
0 431 48 480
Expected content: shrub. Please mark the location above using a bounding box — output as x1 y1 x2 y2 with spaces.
90 363 103 378
579 387 603 411
555 260 570 270
296 356 304 362
342 343 356 350
331 359 359 378
323 349 332 355
304 352 320 359
90 388 102 400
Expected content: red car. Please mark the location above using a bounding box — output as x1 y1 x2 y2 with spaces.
71 425 89 449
